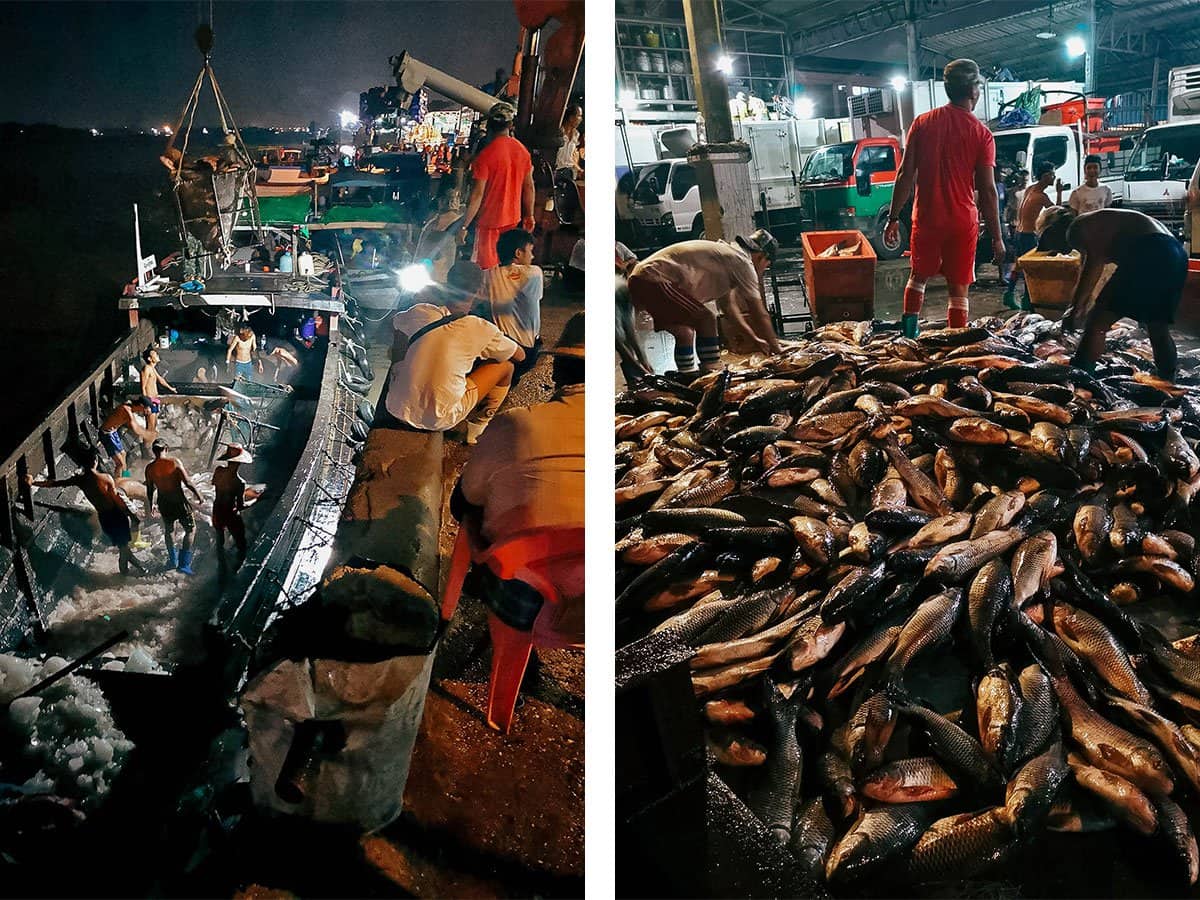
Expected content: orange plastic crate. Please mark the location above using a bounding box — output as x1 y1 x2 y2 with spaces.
800 230 876 323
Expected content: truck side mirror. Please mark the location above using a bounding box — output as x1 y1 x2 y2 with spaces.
855 169 872 196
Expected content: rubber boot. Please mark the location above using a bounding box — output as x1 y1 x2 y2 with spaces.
901 313 920 339
130 529 151 551
1002 286 1018 310
177 549 194 576
166 546 178 569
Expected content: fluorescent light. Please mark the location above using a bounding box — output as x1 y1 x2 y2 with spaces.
1036 29 1057 39
339 110 359 128
890 75 907 92
1065 35 1086 57
795 97 815 118
716 55 734 76
397 263 433 293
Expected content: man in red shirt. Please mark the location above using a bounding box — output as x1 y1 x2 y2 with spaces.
885 59 1005 336
458 103 535 270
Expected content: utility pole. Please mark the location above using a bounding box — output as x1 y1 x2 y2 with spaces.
1149 50 1161 126
683 0 755 242
1084 0 1096 94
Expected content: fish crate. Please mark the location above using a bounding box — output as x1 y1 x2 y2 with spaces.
800 230 876 324
1016 249 1080 311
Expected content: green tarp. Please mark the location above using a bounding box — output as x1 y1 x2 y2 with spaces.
255 194 314 226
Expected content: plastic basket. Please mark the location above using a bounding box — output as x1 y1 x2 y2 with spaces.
800 230 876 324
1016 249 1081 310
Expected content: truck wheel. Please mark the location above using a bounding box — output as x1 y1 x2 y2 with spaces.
872 211 907 260
691 216 706 240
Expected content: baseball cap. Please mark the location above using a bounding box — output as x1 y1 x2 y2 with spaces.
487 102 516 124
735 228 780 262
944 58 984 87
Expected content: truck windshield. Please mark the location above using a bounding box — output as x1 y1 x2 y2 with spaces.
800 143 855 183
993 132 1031 181
632 163 671 203
1126 126 1200 182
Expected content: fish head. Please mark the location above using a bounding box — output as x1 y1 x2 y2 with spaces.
825 831 869 883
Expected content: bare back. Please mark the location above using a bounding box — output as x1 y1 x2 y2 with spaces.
1069 208 1169 261
212 465 244 508
76 470 122 514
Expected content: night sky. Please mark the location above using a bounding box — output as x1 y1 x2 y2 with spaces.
1 1 521 129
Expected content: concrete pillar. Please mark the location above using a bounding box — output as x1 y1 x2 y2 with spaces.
683 0 755 241
904 0 920 85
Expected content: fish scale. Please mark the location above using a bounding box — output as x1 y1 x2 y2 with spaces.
694 586 791 646
747 678 803 844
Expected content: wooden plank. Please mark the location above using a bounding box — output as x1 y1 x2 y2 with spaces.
0 476 12 550
42 429 56 481
11 544 47 638
88 382 100 429
14 456 32 519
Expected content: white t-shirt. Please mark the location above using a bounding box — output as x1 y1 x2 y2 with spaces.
384 315 518 430
1068 183 1112 214
391 302 446 338
556 130 580 172
486 265 543 349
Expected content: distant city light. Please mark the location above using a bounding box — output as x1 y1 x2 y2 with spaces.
202 126 209 134
150 127 160 136
90 128 99 136
339 110 359 128
795 97 815 119
162 125 173 136
1065 35 1086 58
619 89 637 109
716 55 734 76
890 75 908 92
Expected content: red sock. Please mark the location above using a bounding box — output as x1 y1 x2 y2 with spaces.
902 284 925 315
947 296 968 328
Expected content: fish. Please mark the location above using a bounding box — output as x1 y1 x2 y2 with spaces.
976 665 1022 771
786 617 847 672
694 586 792 646
970 490 1026 539
881 434 951 515
691 608 807 670
1105 694 1200 794
967 560 1011 669
906 512 973 549
704 698 755 725
817 750 858 822
819 562 887 623
747 678 804 843
925 528 1026 582
692 653 781 697
708 733 768 767
885 589 962 678
790 797 835 879
836 692 898 775
1003 741 1069 836
1068 756 1158 835
903 807 1013 883
948 417 1009 445
1011 664 1058 764
894 698 1002 793
620 533 697 566
1155 795 1200 886
1051 602 1152 706
825 803 937 884
827 615 906 699
861 756 958 803
1073 499 1112 566
1010 531 1058 605
789 516 835 566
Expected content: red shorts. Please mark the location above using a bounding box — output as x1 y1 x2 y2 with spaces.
909 220 978 286
472 222 518 270
627 273 711 329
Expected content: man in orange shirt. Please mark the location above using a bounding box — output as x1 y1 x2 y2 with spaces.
885 59 1005 336
458 103 535 270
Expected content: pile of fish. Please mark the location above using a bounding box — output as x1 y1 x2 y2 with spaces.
615 314 1200 890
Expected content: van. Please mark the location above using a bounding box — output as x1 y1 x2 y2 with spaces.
625 158 702 247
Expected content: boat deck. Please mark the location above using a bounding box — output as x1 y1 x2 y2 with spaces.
21 332 327 670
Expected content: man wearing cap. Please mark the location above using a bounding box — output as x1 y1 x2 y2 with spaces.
627 230 782 374
145 438 203 575
885 59 1005 336
458 103 535 270
212 444 254 573
382 261 526 444
454 312 586 637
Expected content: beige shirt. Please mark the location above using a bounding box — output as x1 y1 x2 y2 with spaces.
460 385 585 542
630 239 762 309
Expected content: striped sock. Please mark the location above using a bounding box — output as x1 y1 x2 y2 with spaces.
947 295 969 328
902 277 927 315
674 343 699 373
697 336 723 371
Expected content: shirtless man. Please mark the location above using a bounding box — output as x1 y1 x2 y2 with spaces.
226 326 264 383
145 438 203 575
212 444 253 572
1037 206 1187 380
99 398 153 476
25 449 145 575
140 347 176 435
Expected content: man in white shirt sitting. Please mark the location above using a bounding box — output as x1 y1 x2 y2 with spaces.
1068 154 1113 215
486 228 544 379
381 262 525 444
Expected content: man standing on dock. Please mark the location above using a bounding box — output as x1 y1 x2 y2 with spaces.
884 58 1005 336
25 449 146 576
145 438 203 575
457 103 535 270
